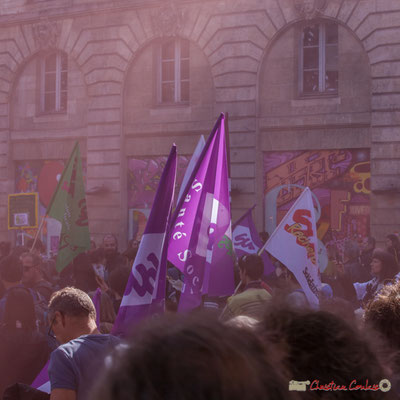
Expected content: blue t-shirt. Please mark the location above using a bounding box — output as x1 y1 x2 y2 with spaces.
49 334 120 400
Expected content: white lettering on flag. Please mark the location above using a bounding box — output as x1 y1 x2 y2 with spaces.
121 233 164 307
233 225 259 253
265 188 321 306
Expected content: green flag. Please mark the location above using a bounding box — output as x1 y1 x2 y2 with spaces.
47 142 90 272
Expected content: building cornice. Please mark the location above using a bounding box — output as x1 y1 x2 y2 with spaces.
0 0 215 27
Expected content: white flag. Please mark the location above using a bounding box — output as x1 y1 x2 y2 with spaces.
177 135 205 203
265 187 321 306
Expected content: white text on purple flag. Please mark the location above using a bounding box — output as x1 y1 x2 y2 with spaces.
121 233 164 307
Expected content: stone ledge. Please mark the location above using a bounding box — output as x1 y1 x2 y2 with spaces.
291 97 341 107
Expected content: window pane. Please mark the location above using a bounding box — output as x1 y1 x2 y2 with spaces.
326 23 338 44
303 47 319 69
303 71 319 93
61 71 68 90
45 72 56 92
162 82 175 102
325 71 338 92
45 54 57 72
161 40 175 60
61 53 68 71
181 39 189 59
303 25 319 46
326 45 338 71
162 61 175 81
60 91 68 111
181 81 189 102
44 92 56 112
181 59 189 80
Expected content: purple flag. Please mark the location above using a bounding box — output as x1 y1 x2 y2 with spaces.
168 114 235 311
232 206 275 275
112 145 177 336
31 361 50 393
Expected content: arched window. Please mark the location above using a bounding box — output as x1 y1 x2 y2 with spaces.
40 52 68 113
299 21 338 96
157 38 189 104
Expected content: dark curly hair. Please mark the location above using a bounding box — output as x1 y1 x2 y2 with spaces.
365 281 400 352
258 303 393 399
91 314 297 400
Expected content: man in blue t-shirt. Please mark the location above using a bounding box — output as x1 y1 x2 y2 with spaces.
48 287 119 400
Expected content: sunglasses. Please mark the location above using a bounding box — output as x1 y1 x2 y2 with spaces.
47 312 64 341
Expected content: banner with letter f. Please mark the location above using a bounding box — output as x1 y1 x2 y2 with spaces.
112 145 177 336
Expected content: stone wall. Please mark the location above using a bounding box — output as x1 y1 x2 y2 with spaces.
0 0 399 246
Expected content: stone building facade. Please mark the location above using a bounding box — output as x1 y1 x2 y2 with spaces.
0 0 399 254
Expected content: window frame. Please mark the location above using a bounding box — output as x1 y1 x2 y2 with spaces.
39 52 68 115
157 38 190 105
298 21 338 97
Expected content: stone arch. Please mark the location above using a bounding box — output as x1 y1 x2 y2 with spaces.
9 48 88 136
257 16 371 126
122 35 215 134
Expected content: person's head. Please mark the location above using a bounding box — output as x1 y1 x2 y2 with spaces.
103 234 118 258
21 252 42 286
89 247 105 264
91 315 296 400
259 303 390 398
363 236 376 252
365 281 400 352
128 238 140 251
0 241 11 258
26 238 45 255
3 287 36 331
343 240 360 262
122 247 137 265
10 245 30 259
73 253 98 293
386 233 400 250
48 287 98 344
108 266 131 299
370 249 398 281
0 255 23 287
238 254 264 284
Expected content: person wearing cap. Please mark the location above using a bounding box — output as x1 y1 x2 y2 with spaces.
219 254 271 322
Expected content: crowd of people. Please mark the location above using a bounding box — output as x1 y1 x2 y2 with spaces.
1 231 400 399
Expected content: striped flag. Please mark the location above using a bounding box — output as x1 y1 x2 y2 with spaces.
112 145 177 336
168 114 235 311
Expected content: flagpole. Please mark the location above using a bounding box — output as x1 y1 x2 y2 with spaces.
30 214 47 251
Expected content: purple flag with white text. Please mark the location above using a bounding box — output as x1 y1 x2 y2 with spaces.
112 145 177 336
232 206 275 276
168 114 235 311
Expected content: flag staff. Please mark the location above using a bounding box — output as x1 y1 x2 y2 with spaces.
30 214 47 251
